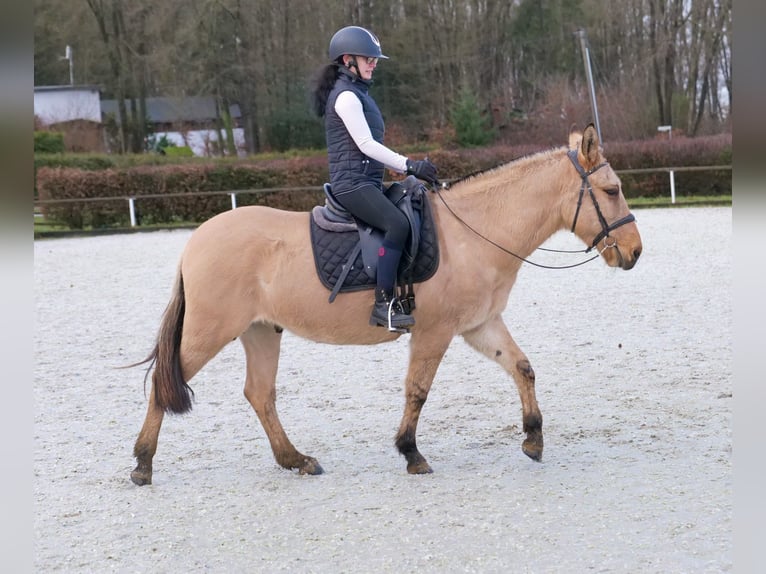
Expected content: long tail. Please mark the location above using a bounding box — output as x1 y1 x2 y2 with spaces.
130 267 194 414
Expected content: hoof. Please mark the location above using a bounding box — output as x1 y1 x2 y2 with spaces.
130 467 152 486
297 457 324 475
407 461 433 474
522 437 543 462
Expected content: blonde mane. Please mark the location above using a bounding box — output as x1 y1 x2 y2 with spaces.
448 147 567 197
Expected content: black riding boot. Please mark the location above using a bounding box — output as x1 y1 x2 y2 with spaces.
370 242 414 331
369 287 415 331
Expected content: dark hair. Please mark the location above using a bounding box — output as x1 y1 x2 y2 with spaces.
310 62 341 117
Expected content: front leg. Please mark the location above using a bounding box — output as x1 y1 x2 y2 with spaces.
395 332 452 474
462 315 543 461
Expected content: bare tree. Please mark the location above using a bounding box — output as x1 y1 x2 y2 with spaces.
685 0 731 134
85 0 155 152
34 0 731 150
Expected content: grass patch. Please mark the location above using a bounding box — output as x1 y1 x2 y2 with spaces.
627 195 731 208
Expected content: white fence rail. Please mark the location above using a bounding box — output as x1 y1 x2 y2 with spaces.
614 164 731 204
34 165 731 227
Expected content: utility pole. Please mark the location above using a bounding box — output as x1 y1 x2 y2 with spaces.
576 29 601 141
61 45 74 85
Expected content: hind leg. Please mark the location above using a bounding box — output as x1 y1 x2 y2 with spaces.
131 318 242 485
462 315 543 461
131 385 164 486
240 323 323 475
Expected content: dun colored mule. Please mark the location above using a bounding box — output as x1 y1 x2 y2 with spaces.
131 124 642 485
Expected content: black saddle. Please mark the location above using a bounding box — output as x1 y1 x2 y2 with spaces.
309 176 440 309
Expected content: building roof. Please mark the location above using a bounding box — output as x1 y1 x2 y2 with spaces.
34 85 101 93
101 96 241 124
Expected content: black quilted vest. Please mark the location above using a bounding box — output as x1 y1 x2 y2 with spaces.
325 68 386 195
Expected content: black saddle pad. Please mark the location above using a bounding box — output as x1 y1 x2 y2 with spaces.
310 193 440 294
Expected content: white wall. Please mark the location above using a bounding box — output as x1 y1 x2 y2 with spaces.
34 88 101 125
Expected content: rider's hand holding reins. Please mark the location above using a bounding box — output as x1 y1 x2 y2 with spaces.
407 158 439 186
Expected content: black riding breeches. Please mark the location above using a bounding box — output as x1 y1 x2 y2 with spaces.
334 183 409 294
333 183 409 249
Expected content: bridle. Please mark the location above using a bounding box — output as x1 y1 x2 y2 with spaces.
567 149 635 253
432 150 636 270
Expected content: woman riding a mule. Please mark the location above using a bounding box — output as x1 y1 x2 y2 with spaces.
311 25 439 330
129 114 642 485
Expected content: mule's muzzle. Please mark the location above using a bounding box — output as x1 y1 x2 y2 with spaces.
624 245 642 270
599 237 642 270
616 242 642 270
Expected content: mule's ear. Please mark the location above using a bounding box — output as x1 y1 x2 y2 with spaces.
580 123 600 168
568 124 581 150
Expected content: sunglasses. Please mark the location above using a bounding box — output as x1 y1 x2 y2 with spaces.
358 56 378 65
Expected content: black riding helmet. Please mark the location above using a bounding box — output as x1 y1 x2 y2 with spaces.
328 26 389 61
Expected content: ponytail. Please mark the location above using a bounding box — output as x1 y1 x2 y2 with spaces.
310 63 340 117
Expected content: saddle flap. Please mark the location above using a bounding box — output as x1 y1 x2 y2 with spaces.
309 176 439 300
387 176 425 270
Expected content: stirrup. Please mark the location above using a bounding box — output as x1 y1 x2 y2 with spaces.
370 297 414 333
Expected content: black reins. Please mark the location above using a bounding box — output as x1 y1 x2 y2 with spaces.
432 151 635 270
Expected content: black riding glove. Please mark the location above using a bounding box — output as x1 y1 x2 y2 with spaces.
406 158 439 185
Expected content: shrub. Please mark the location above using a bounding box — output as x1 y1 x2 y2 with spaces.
34 131 65 154
449 88 496 148
164 146 195 158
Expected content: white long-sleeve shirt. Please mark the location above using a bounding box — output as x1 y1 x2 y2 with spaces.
334 90 409 174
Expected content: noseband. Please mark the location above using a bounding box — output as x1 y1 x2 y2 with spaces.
567 150 635 253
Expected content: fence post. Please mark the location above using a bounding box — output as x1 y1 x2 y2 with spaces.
128 197 137 227
669 170 676 204
230 192 237 210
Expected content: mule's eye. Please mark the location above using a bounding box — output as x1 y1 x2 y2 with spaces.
604 187 619 197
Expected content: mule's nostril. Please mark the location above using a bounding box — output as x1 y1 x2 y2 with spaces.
633 247 642 260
